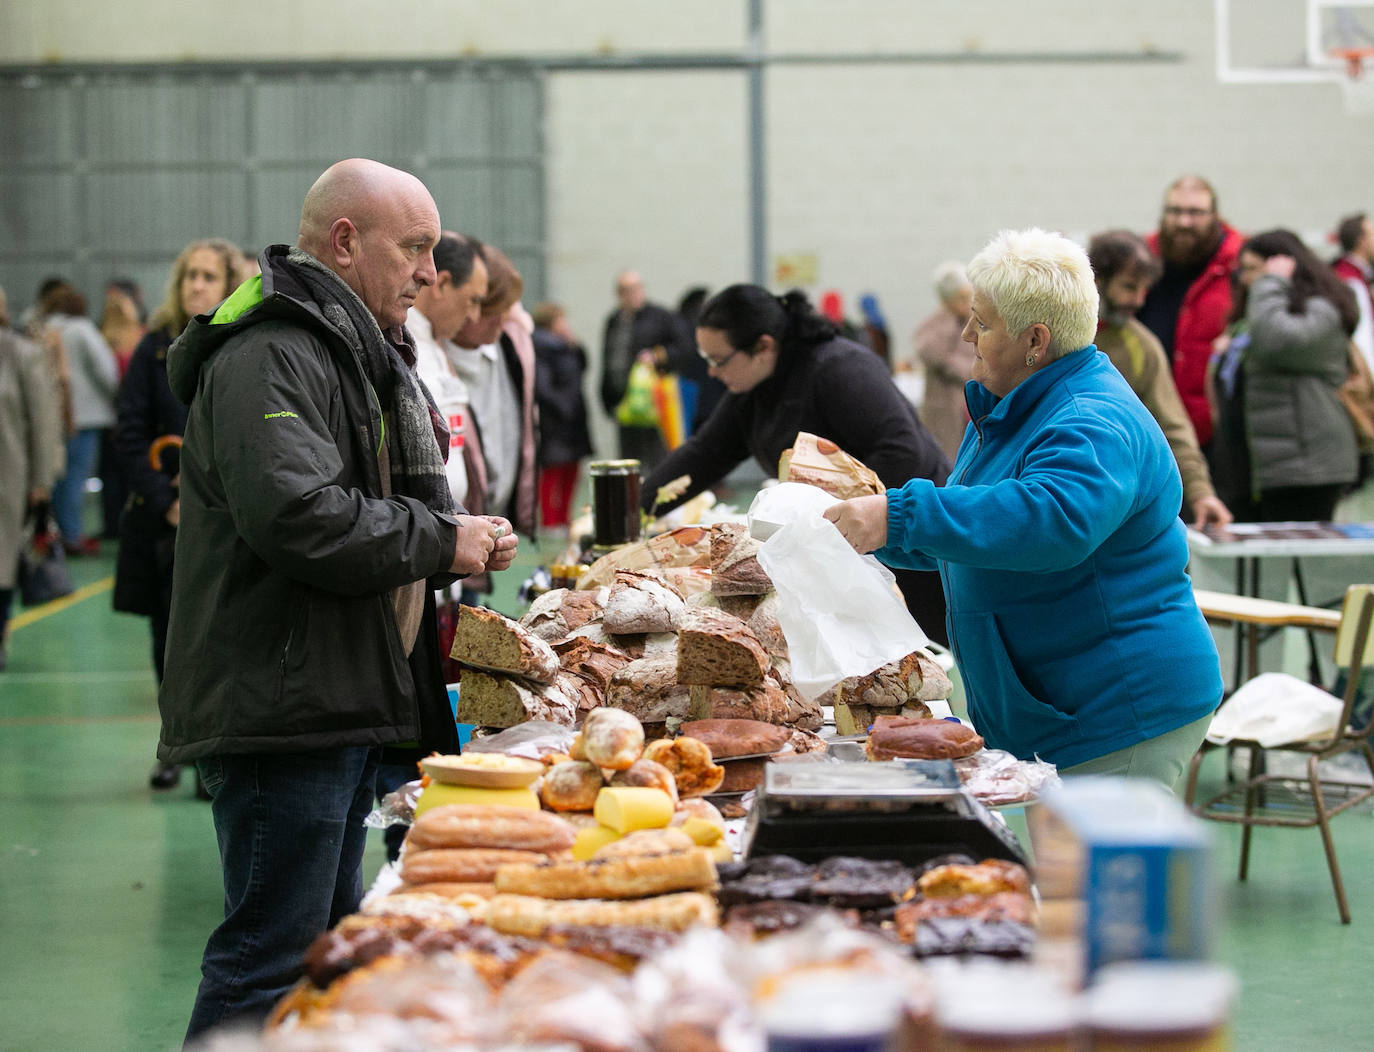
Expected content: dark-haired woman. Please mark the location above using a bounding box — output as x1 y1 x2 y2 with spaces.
1237 229 1360 522
641 284 951 644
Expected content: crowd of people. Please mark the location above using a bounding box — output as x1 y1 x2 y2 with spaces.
1 160 1372 1043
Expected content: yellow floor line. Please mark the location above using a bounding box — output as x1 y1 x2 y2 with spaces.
9 576 114 631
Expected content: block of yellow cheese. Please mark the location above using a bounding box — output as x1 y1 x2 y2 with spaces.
571 823 623 861
592 786 675 834
413 782 540 819
679 816 724 847
710 840 736 863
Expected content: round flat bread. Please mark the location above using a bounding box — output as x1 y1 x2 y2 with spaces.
419 753 544 788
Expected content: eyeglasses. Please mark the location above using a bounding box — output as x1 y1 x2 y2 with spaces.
1163 206 1214 219
698 346 741 369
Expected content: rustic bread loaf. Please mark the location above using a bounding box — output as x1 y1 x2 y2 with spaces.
709 522 772 596
553 637 633 692
676 607 770 688
554 669 603 716
451 605 559 684
455 668 577 728
716 757 768 793
605 653 691 722
680 718 791 759
745 592 788 660
865 715 984 761
520 587 608 642
602 569 686 634
836 650 953 708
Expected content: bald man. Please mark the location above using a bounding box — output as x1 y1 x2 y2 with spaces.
158 158 517 1041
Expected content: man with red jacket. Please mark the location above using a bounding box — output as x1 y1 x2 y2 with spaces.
1137 175 1244 451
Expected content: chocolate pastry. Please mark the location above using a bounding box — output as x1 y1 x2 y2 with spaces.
723 900 857 938
715 855 817 906
894 892 1035 943
809 856 917 909
910 918 1035 960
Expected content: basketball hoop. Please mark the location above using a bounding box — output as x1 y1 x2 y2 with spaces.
1331 46 1374 113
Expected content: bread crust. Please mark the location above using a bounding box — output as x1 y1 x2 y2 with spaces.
865 715 984 760
486 892 719 936
538 761 605 812
406 804 577 853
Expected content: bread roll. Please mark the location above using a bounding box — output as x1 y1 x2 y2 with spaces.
716 757 767 794
609 758 679 805
580 706 645 770
538 761 605 812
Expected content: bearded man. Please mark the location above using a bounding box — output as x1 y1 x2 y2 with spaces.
1137 175 1244 450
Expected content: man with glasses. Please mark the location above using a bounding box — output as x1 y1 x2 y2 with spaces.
1137 175 1244 453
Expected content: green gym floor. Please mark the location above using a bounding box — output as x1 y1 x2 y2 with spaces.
2 494 1371 1050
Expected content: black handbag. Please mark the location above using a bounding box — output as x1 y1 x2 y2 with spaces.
18 504 75 607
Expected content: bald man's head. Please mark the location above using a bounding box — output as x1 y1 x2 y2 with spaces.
296 158 441 329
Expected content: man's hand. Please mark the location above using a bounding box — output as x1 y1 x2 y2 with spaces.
26 487 48 512
822 494 890 554
1191 495 1233 530
165 499 180 528
449 516 504 575
482 516 518 573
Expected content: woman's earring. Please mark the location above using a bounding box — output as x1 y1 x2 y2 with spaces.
1025 353 1037 367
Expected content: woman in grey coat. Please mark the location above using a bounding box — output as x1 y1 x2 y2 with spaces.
1236 229 1360 522
0 289 65 670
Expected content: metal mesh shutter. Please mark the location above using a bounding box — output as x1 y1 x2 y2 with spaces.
0 63 545 319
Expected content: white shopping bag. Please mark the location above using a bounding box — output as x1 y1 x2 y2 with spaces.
752 485 928 700
1205 672 1344 748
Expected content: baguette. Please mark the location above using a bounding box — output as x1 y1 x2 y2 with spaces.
486 891 719 937
399 847 547 885
406 804 577 853
494 848 718 899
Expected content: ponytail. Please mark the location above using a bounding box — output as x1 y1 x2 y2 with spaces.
697 284 836 359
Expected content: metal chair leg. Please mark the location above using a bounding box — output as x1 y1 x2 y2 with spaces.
1182 743 1207 807
1308 755 1351 925
1238 745 1261 882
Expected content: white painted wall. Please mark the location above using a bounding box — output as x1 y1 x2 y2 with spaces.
3 0 1367 455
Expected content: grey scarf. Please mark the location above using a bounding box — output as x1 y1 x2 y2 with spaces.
285 249 454 517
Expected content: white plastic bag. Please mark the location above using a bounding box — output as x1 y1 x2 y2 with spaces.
754 490 928 700
1205 672 1344 747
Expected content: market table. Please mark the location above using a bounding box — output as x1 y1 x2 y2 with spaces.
1186 522 1374 688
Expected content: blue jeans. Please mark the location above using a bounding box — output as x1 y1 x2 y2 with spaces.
185 746 379 1043
52 428 100 542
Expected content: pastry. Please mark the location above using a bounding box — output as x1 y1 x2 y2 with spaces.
399 847 547 885
680 718 791 758
538 760 606 812
486 891 719 937
608 758 680 805
643 736 725 798
580 706 645 770
865 715 984 761
406 803 577 854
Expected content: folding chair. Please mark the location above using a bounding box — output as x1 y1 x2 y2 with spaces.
1182 584 1374 924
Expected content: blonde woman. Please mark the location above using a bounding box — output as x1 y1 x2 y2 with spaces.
112 238 246 791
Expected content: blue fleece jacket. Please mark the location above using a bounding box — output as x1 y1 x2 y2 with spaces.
878 347 1221 767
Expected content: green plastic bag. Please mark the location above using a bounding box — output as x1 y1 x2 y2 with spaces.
615 358 660 428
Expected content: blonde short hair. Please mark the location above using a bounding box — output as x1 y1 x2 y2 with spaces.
966 228 1099 359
